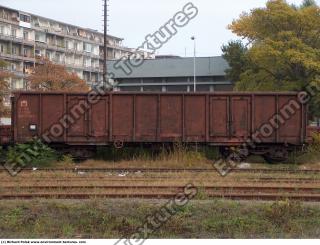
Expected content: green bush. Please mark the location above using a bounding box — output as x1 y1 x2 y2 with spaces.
6 139 57 167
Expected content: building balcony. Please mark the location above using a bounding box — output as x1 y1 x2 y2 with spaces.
34 41 101 59
0 33 35 45
0 16 19 26
65 63 84 69
0 66 29 78
83 66 101 73
0 52 35 62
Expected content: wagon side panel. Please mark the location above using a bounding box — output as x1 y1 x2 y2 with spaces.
160 94 183 141
41 94 65 142
66 95 89 143
134 95 158 142
88 96 109 143
209 95 229 141
253 95 277 143
184 95 206 142
112 94 134 142
278 95 303 144
15 93 40 143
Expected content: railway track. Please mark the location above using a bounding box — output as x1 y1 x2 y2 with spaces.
1 166 320 174
2 177 320 184
1 184 320 201
1 192 320 201
1 165 320 202
1 185 320 192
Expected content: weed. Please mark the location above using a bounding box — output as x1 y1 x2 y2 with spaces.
94 143 214 168
61 224 75 237
6 139 57 167
263 200 303 226
294 133 320 165
1 200 320 238
60 154 74 165
196 186 209 200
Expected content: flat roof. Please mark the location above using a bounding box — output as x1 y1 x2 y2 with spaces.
107 56 230 78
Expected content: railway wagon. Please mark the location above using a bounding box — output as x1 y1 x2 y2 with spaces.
11 91 308 162
0 125 11 146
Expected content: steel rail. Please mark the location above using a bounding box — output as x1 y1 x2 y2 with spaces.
1 167 320 174
1 192 320 201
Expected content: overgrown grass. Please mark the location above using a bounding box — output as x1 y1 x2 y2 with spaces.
293 133 320 165
0 199 319 238
94 143 220 168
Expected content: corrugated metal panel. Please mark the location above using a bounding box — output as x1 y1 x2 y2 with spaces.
108 57 229 78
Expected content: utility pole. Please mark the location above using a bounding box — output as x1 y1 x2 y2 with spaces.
103 0 108 89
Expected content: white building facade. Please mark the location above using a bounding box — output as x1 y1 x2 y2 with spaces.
0 5 153 105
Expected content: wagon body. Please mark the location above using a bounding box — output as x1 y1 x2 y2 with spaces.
11 91 308 148
0 125 12 146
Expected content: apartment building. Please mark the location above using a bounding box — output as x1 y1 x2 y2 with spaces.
0 5 153 105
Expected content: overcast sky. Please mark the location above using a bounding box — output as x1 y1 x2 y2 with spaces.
0 0 315 57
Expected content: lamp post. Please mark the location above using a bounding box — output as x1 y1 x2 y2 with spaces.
191 36 196 92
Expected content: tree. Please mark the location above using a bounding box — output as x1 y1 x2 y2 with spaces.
0 60 10 117
221 40 248 83
28 58 89 92
222 0 320 117
300 0 317 9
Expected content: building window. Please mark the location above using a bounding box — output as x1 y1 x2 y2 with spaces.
11 28 17 37
35 32 45 42
11 63 17 71
0 26 4 35
35 49 41 57
55 53 61 62
46 51 52 60
12 47 17 55
23 31 29 40
84 58 91 67
84 43 91 53
20 14 31 23
0 44 4 53
23 48 28 57
56 38 64 48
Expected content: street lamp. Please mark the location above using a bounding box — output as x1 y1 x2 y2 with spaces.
191 36 196 92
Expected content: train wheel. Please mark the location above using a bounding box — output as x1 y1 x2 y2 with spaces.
263 147 289 164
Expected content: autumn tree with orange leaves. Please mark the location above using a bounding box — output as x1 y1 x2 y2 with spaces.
27 58 89 92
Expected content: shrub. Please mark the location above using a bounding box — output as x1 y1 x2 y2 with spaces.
6 139 57 167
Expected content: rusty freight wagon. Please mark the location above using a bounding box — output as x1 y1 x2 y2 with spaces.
0 125 11 146
11 91 308 162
